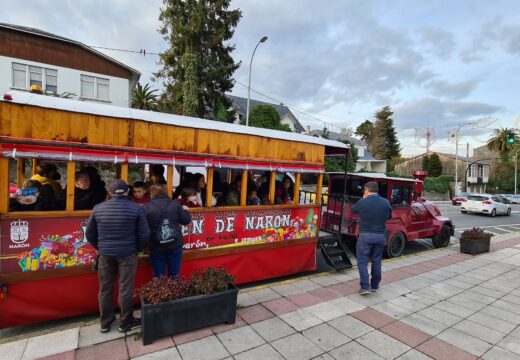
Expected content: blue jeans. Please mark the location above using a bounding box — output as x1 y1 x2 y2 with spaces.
356 232 386 290
149 246 183 278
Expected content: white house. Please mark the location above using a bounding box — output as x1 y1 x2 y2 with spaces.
0 23 140 107
308 129 387 172
467 162 490 194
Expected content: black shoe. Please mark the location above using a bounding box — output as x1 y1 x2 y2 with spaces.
370 288 378 293
118 318 141 333
100 317 116 333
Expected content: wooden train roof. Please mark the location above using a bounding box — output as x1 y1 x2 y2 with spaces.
2 91 348 151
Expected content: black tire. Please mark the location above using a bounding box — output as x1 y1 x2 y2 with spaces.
507 208 512 216
385 232 406 258
432 224 451 248
461 210 467 214
491 208 496 217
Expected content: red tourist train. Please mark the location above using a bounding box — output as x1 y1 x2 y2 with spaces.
321 171 454 258
0 91 347 328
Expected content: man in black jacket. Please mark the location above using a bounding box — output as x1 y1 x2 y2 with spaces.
351 181 392 295
86 180 150 333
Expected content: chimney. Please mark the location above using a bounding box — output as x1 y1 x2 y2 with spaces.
306 125 310 134
413 170 428 197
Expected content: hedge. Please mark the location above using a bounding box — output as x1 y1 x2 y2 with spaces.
423 175 454 194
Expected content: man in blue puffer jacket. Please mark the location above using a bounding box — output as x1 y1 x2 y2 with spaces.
86 179 150 334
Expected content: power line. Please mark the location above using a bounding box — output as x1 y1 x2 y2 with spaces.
89 45 162 56
233 80 361 133
87 44 374 131
89 45 349 132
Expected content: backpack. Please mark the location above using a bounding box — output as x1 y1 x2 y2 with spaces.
151 200 180 248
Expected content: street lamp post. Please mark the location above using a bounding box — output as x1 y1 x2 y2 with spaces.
453 122 475 195
246 36 268 127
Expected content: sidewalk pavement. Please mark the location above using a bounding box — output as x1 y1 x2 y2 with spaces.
2 234 520 360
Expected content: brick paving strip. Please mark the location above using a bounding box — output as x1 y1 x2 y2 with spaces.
2 235 520 360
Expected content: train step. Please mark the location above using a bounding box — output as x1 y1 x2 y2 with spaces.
319 234 353 271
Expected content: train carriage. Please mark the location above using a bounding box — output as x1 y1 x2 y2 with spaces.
0 91 348 328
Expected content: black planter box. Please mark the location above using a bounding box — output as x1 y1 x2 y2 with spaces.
460 238 490 255
141 284 239 345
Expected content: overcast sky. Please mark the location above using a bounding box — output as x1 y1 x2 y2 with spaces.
2 0 520 156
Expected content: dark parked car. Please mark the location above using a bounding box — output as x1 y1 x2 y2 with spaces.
452 192 469 205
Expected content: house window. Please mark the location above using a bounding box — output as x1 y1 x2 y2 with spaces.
29 66 42 87
12 63 58 93
81 75 109 101
479 166 484 177
12 63 26 88
45 69 58 93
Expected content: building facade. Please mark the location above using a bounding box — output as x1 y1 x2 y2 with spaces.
0 23 140 107
394 151 489 193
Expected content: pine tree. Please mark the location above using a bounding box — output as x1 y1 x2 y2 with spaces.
370 117 387 159
356 107 401 162
156 0 241 119
422 155 430 172
375 106 401 159
355 120 374 144
428 153 443 177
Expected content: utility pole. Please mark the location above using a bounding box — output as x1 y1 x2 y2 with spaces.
466 143 469 192
515 149 520 195
452 122 475 195
455 132 459 195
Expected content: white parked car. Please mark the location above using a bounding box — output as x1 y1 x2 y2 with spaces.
510 195 520 204
461 194 512 216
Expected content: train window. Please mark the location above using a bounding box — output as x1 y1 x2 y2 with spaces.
330 177 345 195
300 173 319 204
349 179 367 198
391 185 411 208
378 182 388 199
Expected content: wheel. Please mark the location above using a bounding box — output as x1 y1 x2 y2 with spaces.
507 207 512 216
432 224 451 248
491 208 496 217
461 210 467 214
385 232 406 258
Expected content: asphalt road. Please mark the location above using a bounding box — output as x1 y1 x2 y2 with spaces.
403 201 520 255
436 201 520 238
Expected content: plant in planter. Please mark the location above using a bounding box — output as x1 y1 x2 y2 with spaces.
459 227 493 255
137 267 238 345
